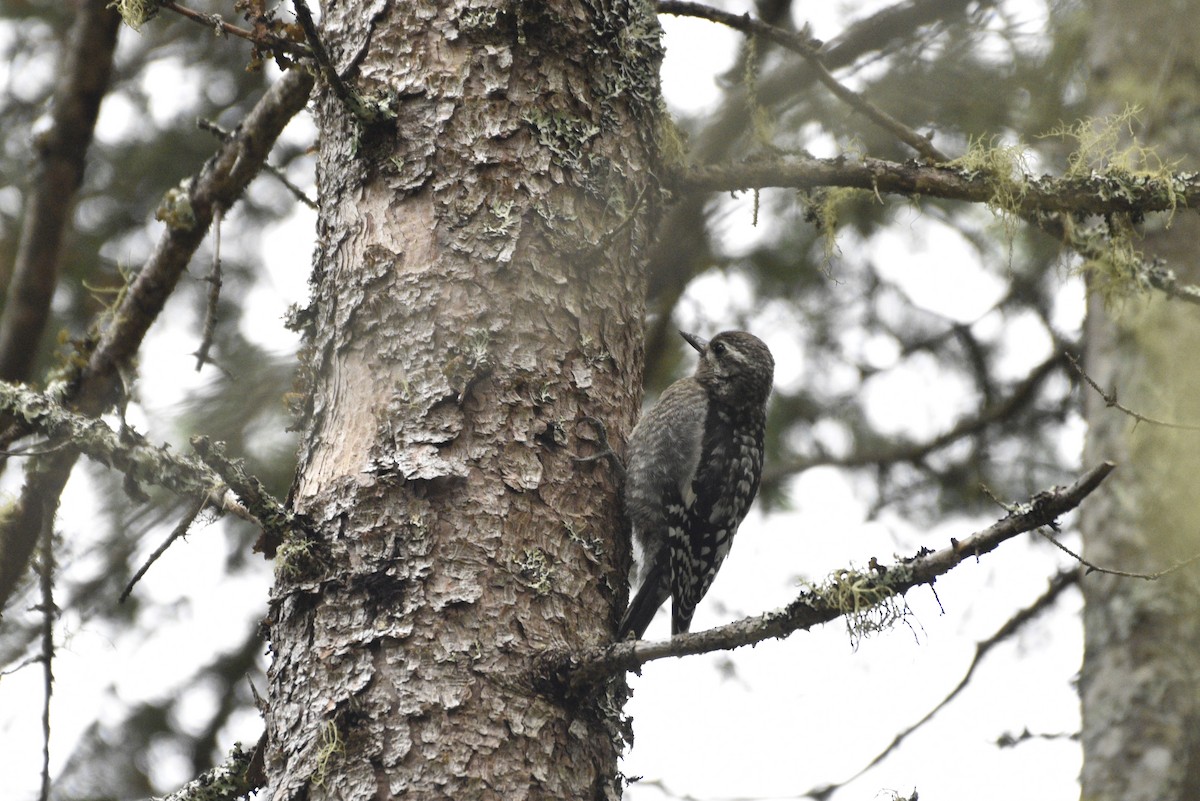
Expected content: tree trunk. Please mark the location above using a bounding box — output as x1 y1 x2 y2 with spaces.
263 2 663 798
1080 2 1200 798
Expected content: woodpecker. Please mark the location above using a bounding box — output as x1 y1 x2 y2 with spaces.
618 330 774 639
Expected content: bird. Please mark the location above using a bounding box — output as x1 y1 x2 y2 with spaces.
617 330 774 639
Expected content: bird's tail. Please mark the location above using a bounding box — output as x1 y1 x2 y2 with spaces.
617 556 669 640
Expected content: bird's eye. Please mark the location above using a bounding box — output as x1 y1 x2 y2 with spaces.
711 341 726 356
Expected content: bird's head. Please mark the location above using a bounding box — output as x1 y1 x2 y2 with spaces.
682 330 775 407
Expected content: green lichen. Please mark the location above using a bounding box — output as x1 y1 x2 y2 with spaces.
108 0 159 31
803 564 909 648
565 519 605 561
312 720 344 789
742 36 776 150
587 0 664 124
458 7 500 32
275 532 327 579
1044 105 1177 182
944 135 1033 246
805 186 872 270
523 108 602 174
656 113 689 171
1071 216 1147 308
1041 108 1181 303
155 179 197 232
515 547 555 597
483 200 519 239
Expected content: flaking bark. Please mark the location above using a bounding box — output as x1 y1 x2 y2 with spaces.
265 2 663 799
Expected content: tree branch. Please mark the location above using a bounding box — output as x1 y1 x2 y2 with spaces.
672 155 1200 217
674 156 1200 305
645 0 982 310
159 2 311 58
762 350 1068 485
0 383 247 519
658 1 947 161
76 67 316 414
0 69 315 615
0 1 121 382
548 461 1114 689
156 741 260 801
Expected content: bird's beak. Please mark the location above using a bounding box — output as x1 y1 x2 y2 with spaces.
679 331 708 353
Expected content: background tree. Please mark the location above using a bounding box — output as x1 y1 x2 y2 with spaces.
0 0 1195 799
1078 1 1200 799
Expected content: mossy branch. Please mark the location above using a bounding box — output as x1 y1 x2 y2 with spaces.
156 741 261 801
673 155 1200 217
0 383 299 539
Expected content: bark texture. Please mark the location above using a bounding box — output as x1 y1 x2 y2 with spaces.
1080 2 1200 799
265 2 663 799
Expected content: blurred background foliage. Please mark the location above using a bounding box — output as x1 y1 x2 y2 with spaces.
0 0 1099 796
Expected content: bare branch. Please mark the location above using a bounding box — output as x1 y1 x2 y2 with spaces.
197 117 317 209
191 436 299 554
120 496 208 603
293 0 391 123
160 2 311 58
75 68 316 415
547 462 1115 688
644 0 983 369
37 508 55 801
195 207 224 372
1035 525 1200 580
658 1 947 161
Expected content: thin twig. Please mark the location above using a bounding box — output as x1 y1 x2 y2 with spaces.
0 69 315 616
1066 351 1200 431
190 436 300 555
293 0 389 123
673 156 1200 217
197 118 316 209
1035 526 1200 580
0 440 72 457
38 509 55 801
120 496 208 603
195 207 223 371
161 2 310 56
762 350 1066 485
